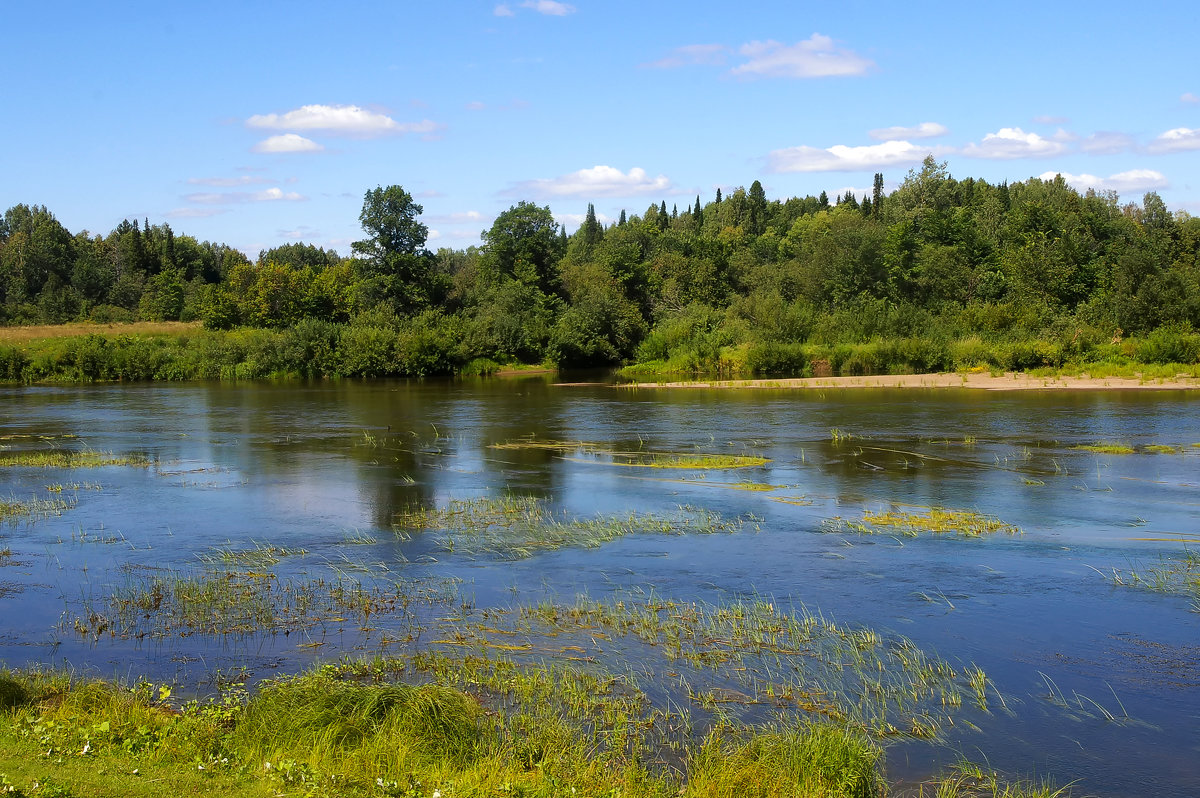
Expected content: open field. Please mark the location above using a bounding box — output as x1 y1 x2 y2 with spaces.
0 321 200 344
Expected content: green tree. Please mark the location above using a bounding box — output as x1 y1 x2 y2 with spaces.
352 185 432 311
481 201 564 295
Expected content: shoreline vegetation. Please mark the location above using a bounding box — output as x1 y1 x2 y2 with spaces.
1 319 1198 390
3 159 1200 388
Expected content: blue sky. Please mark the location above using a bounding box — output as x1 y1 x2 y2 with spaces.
5 1 1198 257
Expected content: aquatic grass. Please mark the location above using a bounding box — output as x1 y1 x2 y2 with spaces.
196 543 309 568
1095 549 1200 607
1143 444 1181 454
925 763 1073 798
1069 442 1135 455
396 496 745 559
0 449 150 469
823 506 1020 538
0 494 74 523
489 438 770 469
74 570 460 640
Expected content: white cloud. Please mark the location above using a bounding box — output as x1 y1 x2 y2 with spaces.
251 133 324 153
493 3 514 16
1148 127 1200 153
731 34 873 79
247 104 438 138
1181 92 1199 104
643 44 728 69
1033 115 1069 125
188 176 277 186
867 122 947 141
767 140 929 173
507 165 673 198
165 207 228 219
1080 131 1134 155
960 127 1066 159
1038 169 1168 194
465 101 486 111
184 188 306 205
426 211 486 224
277 225 319 240
520 0 575 15
427 229 443 241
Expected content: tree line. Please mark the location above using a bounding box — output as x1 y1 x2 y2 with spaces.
3 156 1199 379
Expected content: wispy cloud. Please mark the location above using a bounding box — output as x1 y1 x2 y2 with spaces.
247 104 439 138
1080 131 1135 155
251 133 324 153
520 0 575 15
426 211 487 224
1181 92 1199 104
767 140 930 173
642 44 728 69
493 3 515 16
165 207 228 219
868 122 947 141
732 34 873 79
188 176 278 186
1032 115 1070 125
507 165 672 198
960 127 1066 159
1038 169 1168 194
1148 127 1200 153
184 188 307 204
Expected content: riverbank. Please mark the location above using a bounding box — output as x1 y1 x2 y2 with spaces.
620 371 1200 391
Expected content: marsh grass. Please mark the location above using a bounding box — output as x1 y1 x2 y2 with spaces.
196 543 309 568
1069 442 1135 455
0 660 904 798
823 506 1019 538
0 494 74 523
0 449 150 469
74 569 459 640
1143 444 1181 454
395 496 745 559
1096 549 1200 607
489 438 770 470
922 763 1073 798
516 594 988 738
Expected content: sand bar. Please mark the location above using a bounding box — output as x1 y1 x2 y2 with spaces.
620 372 1200 391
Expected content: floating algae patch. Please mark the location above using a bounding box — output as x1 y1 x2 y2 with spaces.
1143 444 1182 454
395 496 744 559
0 449 150 469
822 506 1020 538
1070 442 1135 455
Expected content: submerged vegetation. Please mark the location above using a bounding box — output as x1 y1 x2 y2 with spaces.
394 495 745 559
489 440 770 469
823 506 1020 538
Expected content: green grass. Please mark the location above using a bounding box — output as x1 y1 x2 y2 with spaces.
0 495 74 523
0 450 150 469
1069 442 1135 455
394 496 745 559
489 439 770 470
1143 444 1181 454
823 506 1020 538
1096 549 1200 608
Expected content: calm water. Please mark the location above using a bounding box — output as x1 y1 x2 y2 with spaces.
1 378 1198 796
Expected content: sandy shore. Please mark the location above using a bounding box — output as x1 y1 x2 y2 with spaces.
620 371 1200 391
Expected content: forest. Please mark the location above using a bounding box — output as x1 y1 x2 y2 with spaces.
2 157 1199 381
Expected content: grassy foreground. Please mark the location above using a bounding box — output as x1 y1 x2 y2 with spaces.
0 665 1065 798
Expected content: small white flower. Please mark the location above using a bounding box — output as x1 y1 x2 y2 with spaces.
433 791 441 798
